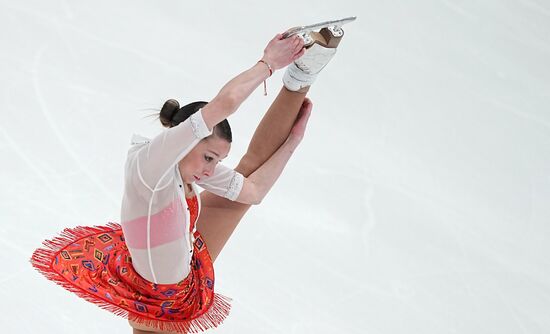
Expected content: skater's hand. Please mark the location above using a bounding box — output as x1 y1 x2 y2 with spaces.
288 98 313 143
262 34 305 70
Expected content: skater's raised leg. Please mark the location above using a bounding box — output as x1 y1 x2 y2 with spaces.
198 87 308 262
198 27 346 263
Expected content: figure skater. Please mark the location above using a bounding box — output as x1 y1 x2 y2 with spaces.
31 26 345 334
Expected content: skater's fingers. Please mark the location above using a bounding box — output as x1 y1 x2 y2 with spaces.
304 107 312 125
290 102 312 140
291 36 303 50
292 47 306 61
268 34 282 47
297 103 312 127
298 98 313 118
302 99 313 112
293 39 304 53
283 35 299 47
285 35 298 43
304 105 312 119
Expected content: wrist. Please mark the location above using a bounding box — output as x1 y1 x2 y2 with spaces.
258 59 273 77
257 58 273 96
285 135 302 150
262 51 280 70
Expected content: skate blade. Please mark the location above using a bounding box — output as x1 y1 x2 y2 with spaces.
282 16 356 39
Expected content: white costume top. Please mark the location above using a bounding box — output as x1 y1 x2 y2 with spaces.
120 110 244 284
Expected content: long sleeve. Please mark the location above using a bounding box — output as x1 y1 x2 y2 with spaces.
121 110 246 284
121 110 213 284
136 110 212 191
196 163 244 201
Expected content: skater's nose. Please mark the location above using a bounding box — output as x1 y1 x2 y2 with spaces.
203 165 214 177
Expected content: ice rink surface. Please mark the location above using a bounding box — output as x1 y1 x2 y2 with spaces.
1 0 550 333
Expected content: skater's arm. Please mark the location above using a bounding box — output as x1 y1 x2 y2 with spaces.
201 34 304 131
131 34 304 192
200 63 270 130
236 136 302 205
133 111 212 191
236 98 312 205
196 163 244 201
195 92 311 202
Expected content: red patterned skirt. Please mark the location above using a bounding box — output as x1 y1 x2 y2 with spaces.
30 223 231 333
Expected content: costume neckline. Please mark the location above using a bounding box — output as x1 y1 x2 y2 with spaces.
183 183 196 199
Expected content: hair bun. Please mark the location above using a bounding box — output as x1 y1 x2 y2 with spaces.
159 99 180 128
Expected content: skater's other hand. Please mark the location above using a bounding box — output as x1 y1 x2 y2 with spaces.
288 98 313 142
262 34 305 70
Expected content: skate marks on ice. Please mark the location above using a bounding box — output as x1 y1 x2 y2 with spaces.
3 3 197 81
30 46 119 206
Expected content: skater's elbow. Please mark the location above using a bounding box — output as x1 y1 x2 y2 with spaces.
252 193 263 205
251 186 268 205
246 187 264 206
215 90 240 112
236 178 263 205
203 92 240 128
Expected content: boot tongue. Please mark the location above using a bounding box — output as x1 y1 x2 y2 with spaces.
294 43 338 74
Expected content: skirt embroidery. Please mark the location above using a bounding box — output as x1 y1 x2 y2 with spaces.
30 195 231 333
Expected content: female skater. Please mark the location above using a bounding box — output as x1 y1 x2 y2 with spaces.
31 26 344 334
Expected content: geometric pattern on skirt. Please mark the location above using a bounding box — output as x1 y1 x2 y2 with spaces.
30 196 231 333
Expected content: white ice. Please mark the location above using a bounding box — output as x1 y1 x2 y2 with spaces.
1 0 550 333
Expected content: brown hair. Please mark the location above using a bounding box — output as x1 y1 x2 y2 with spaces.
159 99 232 142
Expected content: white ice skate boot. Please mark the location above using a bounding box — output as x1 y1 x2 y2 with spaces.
283 27 345 92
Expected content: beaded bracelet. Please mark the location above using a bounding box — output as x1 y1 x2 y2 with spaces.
258 59 273 96
258 59 273 76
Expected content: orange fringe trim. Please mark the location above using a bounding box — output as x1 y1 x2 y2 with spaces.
30 223 232 333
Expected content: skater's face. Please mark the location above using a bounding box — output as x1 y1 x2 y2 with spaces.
178 136 231 184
